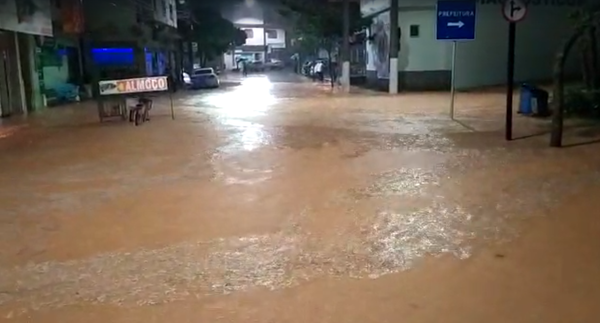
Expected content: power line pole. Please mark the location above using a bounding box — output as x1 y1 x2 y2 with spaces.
263 27 268 63
341 0 350 92
263 6 268 64
389 0 398 94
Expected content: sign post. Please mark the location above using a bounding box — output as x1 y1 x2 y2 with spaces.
502 0 527 141
436 0 477 120
98 76 175 122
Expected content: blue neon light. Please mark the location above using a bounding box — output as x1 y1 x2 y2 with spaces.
91 47 134 65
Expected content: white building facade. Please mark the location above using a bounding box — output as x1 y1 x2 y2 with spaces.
361 0 585 90
152 0 178 28
222 1 287 70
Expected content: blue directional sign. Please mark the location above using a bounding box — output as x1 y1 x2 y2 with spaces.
436 0 477 41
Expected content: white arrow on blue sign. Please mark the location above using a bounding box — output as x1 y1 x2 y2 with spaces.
447 21 464 28
436 0 477 41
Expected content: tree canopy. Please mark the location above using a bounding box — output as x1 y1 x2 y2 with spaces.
179 6 247 65
280 0 370 53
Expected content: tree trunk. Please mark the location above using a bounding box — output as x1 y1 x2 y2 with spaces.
588 26 599 89
186 41 194 72
551 27 585 147
580 41 592 90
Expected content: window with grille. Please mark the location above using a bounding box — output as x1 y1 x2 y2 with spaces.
409 25 419 38
265 29 277 39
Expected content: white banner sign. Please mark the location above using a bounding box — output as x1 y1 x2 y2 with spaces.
0 0 53 36
99 76 169 95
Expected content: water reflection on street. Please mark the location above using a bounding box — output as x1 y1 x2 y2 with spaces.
1 72 600 322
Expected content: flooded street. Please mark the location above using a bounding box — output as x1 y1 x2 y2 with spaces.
1 73 600 322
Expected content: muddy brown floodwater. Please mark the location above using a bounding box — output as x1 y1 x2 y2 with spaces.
1 74 600 322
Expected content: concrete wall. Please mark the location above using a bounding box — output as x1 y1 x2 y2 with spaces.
0 31 25 116
20 35 45 112
0 31 44 116
81 0 180 80
361 0 585 90
83 0 138 42
83 0 173 45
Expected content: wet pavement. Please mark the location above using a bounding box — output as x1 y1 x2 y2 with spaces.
1 72 600 322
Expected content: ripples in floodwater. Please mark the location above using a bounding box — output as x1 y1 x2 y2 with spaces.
3 113 600 316
369 204 473 273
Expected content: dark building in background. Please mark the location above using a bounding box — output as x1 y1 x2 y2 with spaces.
80 0 180 83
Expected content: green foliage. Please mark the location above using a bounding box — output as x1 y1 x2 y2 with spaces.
179 6 247 64
554 5 600 120
280 0 370 51
293 34 321 56
564 85 600 118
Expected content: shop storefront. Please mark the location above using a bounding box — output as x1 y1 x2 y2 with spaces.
36 35 83 105
0 0 53 115
0 31 18 117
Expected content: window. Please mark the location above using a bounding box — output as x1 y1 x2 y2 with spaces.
265 29 277 39
243 29 254 38
409 25 419 37
193 68 214 75
169 4 175 20
162 0 167 17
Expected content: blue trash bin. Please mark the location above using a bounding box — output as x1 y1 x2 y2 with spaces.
519 84 549 116
519 83 533 114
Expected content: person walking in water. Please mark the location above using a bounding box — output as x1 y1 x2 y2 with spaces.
242 60 248 76
314 60 324 82
330 61 338 88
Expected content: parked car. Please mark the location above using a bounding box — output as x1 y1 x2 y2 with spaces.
265 59 284 70
247 61 265 73
186 68 220 89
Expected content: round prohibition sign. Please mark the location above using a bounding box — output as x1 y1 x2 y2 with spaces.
502 0 528 23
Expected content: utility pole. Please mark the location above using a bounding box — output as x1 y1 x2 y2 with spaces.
263 7 268 63
263 28 268 63
505 21 515 141
389 0 398 94
187 41 194 71
341 0 350 92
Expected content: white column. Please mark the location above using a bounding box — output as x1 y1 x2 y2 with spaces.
341 0 350 93
389 0 399 94
342 61 350 92
389 58 398 94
